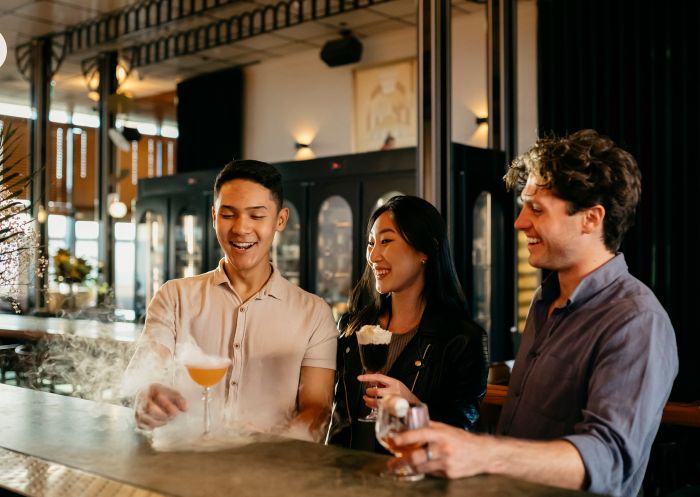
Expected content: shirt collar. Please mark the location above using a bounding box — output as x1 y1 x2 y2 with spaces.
537 253 628 309
211 258 285 301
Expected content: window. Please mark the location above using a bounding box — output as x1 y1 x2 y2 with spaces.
114 222 136 321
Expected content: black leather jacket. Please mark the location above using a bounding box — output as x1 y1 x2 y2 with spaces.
328 304 489 450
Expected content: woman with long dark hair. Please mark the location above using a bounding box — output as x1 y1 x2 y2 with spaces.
329 195 489 451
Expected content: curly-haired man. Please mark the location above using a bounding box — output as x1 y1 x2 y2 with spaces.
391 129 678 497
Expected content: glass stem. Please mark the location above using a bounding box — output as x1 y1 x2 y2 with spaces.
204 386 211 435
371 381 378 414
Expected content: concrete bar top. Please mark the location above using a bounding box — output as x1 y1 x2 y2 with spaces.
0 314 142 342
0 384 596 497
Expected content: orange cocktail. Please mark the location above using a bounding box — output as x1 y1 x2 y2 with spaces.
186 366 228 387
184 357 231 437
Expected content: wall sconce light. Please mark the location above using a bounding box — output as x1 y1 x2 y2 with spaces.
476 116 488 126
294 141 315 160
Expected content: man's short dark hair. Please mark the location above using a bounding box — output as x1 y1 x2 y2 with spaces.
213 159 284 210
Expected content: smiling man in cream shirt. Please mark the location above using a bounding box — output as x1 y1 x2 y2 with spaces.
126 159 337 441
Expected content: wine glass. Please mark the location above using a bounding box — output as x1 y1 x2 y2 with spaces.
357 329 391 422
186 358 231 437
375 396 430 481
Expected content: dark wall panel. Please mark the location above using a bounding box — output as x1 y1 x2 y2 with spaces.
538 0 699 401
176 67 243 173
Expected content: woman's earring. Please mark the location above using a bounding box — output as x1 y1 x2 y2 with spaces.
421 259 427 265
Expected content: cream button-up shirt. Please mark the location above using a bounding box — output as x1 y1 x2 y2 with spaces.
133 260 338 432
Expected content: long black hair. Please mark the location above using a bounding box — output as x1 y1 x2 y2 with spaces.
345 195 469 336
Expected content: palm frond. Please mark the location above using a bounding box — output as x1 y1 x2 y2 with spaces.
1 122 40 312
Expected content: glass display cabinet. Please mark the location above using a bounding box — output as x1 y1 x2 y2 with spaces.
171 197 204 279
472 191 493 333
134 149 416 320
315 195 353 320
135 207 166 320
272 200 301 286
452 143 514 362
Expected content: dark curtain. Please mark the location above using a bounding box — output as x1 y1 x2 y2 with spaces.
176 66 243 173
538 0 699 401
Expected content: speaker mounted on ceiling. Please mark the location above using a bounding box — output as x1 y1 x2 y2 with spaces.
320 30 363 67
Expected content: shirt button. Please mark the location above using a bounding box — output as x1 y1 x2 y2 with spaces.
345 347 350 353
231 381 237 386
234 343 240 349
240 307 246 313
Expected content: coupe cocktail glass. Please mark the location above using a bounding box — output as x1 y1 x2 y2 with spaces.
186 358 231 437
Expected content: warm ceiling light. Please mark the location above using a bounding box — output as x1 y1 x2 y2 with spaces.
36 205 48 224
107 193 128 219
116 64 128 84
109 201 128 219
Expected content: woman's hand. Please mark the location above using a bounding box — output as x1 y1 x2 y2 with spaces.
358 373 421 408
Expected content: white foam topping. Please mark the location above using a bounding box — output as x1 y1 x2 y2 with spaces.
381 396 409 417
356 324 392 345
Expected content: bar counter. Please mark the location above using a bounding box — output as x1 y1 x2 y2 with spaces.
0 314 142 342
0 384 596 497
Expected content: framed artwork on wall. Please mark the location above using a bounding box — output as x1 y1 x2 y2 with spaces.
353 58 417 152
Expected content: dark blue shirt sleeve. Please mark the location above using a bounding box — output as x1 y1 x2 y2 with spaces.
563 310 678 497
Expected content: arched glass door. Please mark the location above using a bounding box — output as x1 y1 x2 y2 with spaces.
316 195 353 320
135 210 165 319
174 208 203 279
472 191 492 333
272 200 301 286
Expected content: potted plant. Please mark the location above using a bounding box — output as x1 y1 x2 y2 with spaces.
52 248 93 310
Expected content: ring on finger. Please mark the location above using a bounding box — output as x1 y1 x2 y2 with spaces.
425 444 434 462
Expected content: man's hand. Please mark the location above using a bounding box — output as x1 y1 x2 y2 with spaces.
134 383 187 429
390 421 489 478
391 421 587 490
288 366 334 442
358 373 420 409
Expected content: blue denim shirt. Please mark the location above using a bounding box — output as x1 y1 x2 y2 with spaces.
498 254 678 497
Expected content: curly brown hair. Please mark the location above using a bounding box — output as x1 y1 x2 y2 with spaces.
504 129 641 252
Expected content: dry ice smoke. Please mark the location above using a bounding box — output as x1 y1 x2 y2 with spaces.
143 351 331 451
11 330 330 450
13 334 135 407
175 340 231 369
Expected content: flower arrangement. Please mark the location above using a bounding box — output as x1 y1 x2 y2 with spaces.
53 248 92 284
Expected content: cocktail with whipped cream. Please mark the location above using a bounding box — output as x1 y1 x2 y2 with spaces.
356 324 392 422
